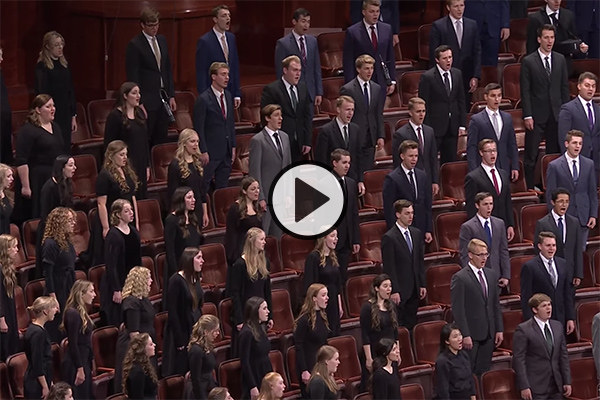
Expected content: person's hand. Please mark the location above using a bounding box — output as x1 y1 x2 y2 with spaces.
301 371 311 384
236 323 243 331
42 386 50 400
524 118 534 131
469 78 478 93
419 287 427 300
498 278 509 288
146 167 151 182
573 277 581 287
302 145 311 155
376 138 385 150
352 244 360 254
358 182 366 196
587 217 596 229
462 336 473 350
365 357 373 372
202 213 209 228
71 116 78 132
0 318 8 333
231 148 236 164
390 293 401 305
250 387 260 400
386 84 396 95
199 152 209 166
102 227 110 238
494 332 504 347
520 388 532 400
424 232 433 243
21 186 32 198
501 28 510 41
113 291 122 304
314 95 322 107
511 170 519 182
507 226 515 242
75 367 85 385
563 385 572 397
339 304 344 318
267 319 274 330
234 98 241 109
458 127 466 135
579 42 589 53
169 98 177 112
392 34 399 46
258 200 267 211
432 183 440 196
566 320 575 335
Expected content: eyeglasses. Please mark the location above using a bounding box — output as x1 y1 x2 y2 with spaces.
473 253 490 258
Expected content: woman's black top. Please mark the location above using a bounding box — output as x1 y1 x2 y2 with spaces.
224 203 262 265
40 178 72 219
434 350 476 400
0 267 19 361
188 344 217 399
0 196 11 235
96 168 137 210
167 273 203 349
126 363 157 400
239 324 272 398
306 375 338 400
228 257 272 326
372 366 402 400
167 159 207 225
42 239 76 304
294 313 329 375
164 214 202 287
359 302 399 351
62 308 93 399
24 323 53 388
104 225 142 294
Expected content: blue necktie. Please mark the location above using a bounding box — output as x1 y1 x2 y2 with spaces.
404 230 413 252
557 217 564 244
572 160 578 182
484 220 492 246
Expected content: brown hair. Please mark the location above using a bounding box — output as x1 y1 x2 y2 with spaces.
208 388 231 400
314 234 340 268
355 54 375 69
103 140 140 192
336 95 355 108
294 283 330 331
0 234 17 298
368 274 398 331
538 23 555 38
528 293 552 309
538 231 556 244
109 199 132 226
282 55 301 70
122 333 158 394
309 345 339 393
331 148 351 163
565 129 584 141
140 7 160 24
578 71 598 84
114 82 146 128
362 0 381 9
212 4 229 17
475 192 493 204
210 62 229 78
38 31 68 69
484 83 502 94
237 176 262 219
261 104 282 126
61 280 94 333
399 140 418 155
393 199 412 214
42 207 75 251
25 95 53 127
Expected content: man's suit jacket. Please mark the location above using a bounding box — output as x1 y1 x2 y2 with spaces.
335 175 361 249
463 0 510 38
459 215 510 279
274 33 323 102
520 51 570 124
392 123 439 184
465 166 515 227
558 97 600 175
248 128 292 203
534 212 583 280
342 21 396 96
418 67 467 139
383 167 433 233
451 266 504 341
260 79 312 153
315 119 362 182
429 16 482 85
381 225 426 301
350 0 400 34
520 256 575 325
340 78 385 148
125 33 175 111
513 318 571 395
467 109 519 173
545 155 598 226
193 88 236 161
195 30 241 98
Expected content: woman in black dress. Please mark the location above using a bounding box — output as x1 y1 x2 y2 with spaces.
61 280 96 400
34 31 76 154
239 296 272 400
114 266 156 392
104 82 150 198
0 164 14 234
24 296 60 400
257 372 286 400
306 345 340 400
435 323 476 400
90 140 139 266
168 128 209 229
102 199 141 326
42 207 77 343
304 230 343 336
224 176 262 266
162 247 204 377
0 234 19 361
293 283 330 397
163 186 202 305
15 94 63 220
371 338 402 400
122 333 158 400
186 314 220 399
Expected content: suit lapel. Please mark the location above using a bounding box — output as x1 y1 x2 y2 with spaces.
574 99 591 134
445 17 461 51
278 80 295 113
477 166 496 193
209 89 226 121
529 318 552 358
332 123 348 149
467 267 487 302
433 68 449 97
536 256 555 288
558 157 575 188
261 129 282 160
288 33 301 54
393 225 411 256
138 34 160 72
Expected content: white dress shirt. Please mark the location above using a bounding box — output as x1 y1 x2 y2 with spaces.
211 85 227 116
409 121 425 146
401 163 417 197
480 162 503 192
265 126 282 149
539 253 558 285
564 152 581 179
534 315 554 341
485 107 504 137
449 15 463 42
291 31 307 59
551 209 567 242
395 222 412 246
545 5 560 22
363 19 378 41
281 77 297 107
538 48 552 69
336 117 349 141
357 75 371 101
476 213 493 237
436 64 452 92
469 263 488 292
213 28 228 57
578 95 596 126
142 30 161 63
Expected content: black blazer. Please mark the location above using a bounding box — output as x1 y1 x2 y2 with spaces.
335 175 361 249
381 224 426 300
315 119 362 182
125 33 175 110
193 88 236 161
340 78 385 148
383 166 432 233
465 166 515 227
392 122 439 184
418 67 467 138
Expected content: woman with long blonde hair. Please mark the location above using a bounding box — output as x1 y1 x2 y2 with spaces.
0 234 19 361
122 333 158 399
185 314 220 399
306 345 340 399
0 163 14 234
257 372 286 400
34 30 77 153
114 266 155 393
60 280 96 399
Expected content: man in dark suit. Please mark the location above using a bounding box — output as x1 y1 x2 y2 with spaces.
331 149 361 284
248 104 292 237
534 187 583 287
567 0 600 58
340 54 385 176
274 8 323 108
126 7 176 149
315 96 362 186
520 24 570 189
558 72 600 178
465 139 516 241
381 199 427 331
451 238 504 376
463 0 510 66
350 0 400 45
459 192 511 286
429 0 482 104
510 0 529 19
545 129 598 248
261 55 313 162
193 62 236 189
418 45 467 165
513 293 572 400
343 0 396 99
520 232 576 333
526 0 589 76
383 140 433 244
196 5 241 107
466 83 519 180
392 97 439 196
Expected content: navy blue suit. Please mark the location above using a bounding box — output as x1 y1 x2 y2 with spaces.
349 0 400 35
467 109 519 174
343 21 396 100
193 88 236 189
274 33 323 102
567 0 600 58
195 30 241 98
463 0 510 66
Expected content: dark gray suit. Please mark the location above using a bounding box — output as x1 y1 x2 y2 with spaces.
314 119 362 182
459 215 510 279
465 166 515 228
513 318 571 398
392 122 439 184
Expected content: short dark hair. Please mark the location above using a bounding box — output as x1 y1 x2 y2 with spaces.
484 83 502 95
212 4 229 17
538 231 556 244
578 71 598 85
565 129 584 141
293 8 310 21
399 140 418 156
475 192 493 204
537 23 555 38
331 148 351 163
439 323 461 353
528 293 551 310
394 199 413 214
551 187 570 202
260 104 281 126
435 45 452 59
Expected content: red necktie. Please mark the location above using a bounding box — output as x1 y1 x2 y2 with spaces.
299 36 307 65
370 26 378 51
220 93 226 119
491 168 500 195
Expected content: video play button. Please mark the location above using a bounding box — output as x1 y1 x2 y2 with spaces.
269 161 347 239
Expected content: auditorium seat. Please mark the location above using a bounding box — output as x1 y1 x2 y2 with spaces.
218 359 243 400
435 211 468 253
173 91 195 132
417 24 432 63
506 19 528 59
568 358 599 400
72 211 90 257
400 71 425 106
285 346 300 390
0 362 12 400
509 255 534 296
149 142 177 193
540 154 560 191
198 243 227 292
439 161 469 204
347 221 386 277
497 309 523 353
426 264 461 308
362 169 389 211
158 375 185 400
10 224 35 286
231 133 253 176
218 298 233 339
400 383 425 400
239 84 265 126
327 335 362 399
71 102 104 161
92 326 118 376
577 301 600 342
24 278 45 308
268 350 302 399
480 369 519 400
501 64 521 105
137 199 164 252
595 250 600 286
141 256 162 307
397 327 435 400
87 99 114 138
212 187 239 227
393 42 416 75
280 234 314 274
88 265 104 311
106 394 127 400
571 59 600 82
345 274 377 317
519 203 548 242
154 311 168 362
21 219 39 260
6 352 27 398
71 154 98 201
471 66 501 103
269 289 294 334
320 77 345 116
14 285 29 336
317 32 345 77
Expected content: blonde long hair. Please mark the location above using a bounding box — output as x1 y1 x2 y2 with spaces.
314 234 339 267
122 267 151 300
38 31 68 69
294 283 330 331
0 235 17 298
103 140 139 193
309 345 339 394
188 314 220 351
61 280 94 333
242 228 269 281
257 372 284 400
175 129 204 179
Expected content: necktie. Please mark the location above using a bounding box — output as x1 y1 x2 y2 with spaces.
550 12 558 26
478 270 488 299
548 259 557 288
151 37 161 69
572 160 579 182
416 127 424 152
557 217 564 244
370 25 378 51
220 93 226 119
544 323 554 353
443 72 451 95
404 230 413 252
290 85 298 110
456 20 463 48
363 83 370 107
408 170 417 199
490 168 500 195
484 220 492 246
544 56 551 77
492 112 501 139
343 125 349 146
299 36 307 65
273 131 283 158
587 102 595 131
221 34 229 63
